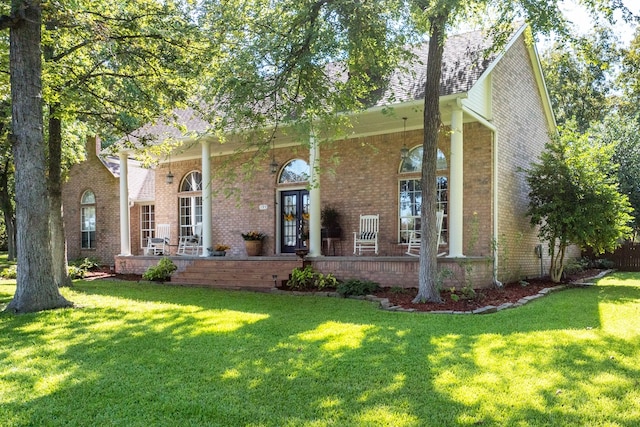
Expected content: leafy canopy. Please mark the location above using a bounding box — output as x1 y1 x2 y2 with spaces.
525 123 632 279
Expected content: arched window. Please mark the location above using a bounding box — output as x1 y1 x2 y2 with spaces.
278 159 310 184
179 171 203 238
398 147 448 244
80 190 96 249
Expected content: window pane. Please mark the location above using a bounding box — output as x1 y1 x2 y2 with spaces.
180 171 202 192
140 205 155 247
81 206 96 249
81 190 95 204
179 196 202 237
400 146 422 173
398 177 447 244
400 148 447 172
279 159 310 183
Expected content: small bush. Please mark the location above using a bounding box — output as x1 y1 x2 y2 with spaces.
70 257 101 271
68 265 86 279
564 258 589 275
287 266 337 290
336 279 380 297
142 257 177 282
1 265 17 279
591 258 615 269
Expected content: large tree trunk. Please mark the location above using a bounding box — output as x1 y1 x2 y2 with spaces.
48 107 72 287
413 12 448 304
5 1 72 313
0 157 16 260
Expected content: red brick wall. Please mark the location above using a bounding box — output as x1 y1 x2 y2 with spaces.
150 124 492 259
492 36 555 282
63 137 122 265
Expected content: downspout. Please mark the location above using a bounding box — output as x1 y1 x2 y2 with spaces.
458 101 501 286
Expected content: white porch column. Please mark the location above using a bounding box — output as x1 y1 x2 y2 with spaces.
308 132 322 257
118 151 131 256
201 140 212 256
448 108 464 257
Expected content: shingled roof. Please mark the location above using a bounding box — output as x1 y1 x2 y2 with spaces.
377 28 499 106
111 26 515 152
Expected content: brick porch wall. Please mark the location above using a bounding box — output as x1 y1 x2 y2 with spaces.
116 255 495 289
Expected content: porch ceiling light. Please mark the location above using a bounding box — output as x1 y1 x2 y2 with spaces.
400 117 409 160
269 159 279 174
166 152 174 184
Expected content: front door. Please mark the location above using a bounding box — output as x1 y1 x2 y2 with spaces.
281 190 310 253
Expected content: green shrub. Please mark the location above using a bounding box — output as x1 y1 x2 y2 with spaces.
336 279 380 297
68 265 86 279
142 257 177 282
1 265 17 279
564 257 590 275
287 266 337 291
70 257 101 271
591 258 615 269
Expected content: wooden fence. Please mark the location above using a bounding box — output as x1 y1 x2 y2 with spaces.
584 242 640 271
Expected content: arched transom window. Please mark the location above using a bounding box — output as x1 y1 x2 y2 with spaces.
278 159 310 184
80 190 96 249
179 171 202 237
398 146 448 244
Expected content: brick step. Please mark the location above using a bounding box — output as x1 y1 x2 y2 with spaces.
171 258 300 289
170 277 278 289
175 273 287 284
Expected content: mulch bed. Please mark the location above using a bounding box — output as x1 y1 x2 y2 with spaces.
371 269 604 312
84 267 606 313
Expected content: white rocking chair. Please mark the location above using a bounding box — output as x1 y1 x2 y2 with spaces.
177 222 203 256
353 214 379 255
406 210 444 257
145 224 171 255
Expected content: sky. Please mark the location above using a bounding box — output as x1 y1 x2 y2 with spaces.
560 0 640 46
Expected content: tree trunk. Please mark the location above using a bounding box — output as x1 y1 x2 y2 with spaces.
0 156 16 260
413 12 448 304
550 239 566 283
48 107 72 287
5 1 72 313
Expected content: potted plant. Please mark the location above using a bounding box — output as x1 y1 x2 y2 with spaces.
321 206 342 239
241 231 266 256
208 244 230 256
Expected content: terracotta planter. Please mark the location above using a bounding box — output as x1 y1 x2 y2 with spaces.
244 240 263 256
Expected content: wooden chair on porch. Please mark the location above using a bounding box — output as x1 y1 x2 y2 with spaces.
177 222 203 256
406 210 444 257
353 214 379 255
145 224 171 255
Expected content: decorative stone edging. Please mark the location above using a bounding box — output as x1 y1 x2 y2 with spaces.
269 270 613 315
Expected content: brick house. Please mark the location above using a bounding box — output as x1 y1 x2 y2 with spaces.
63 24 557 288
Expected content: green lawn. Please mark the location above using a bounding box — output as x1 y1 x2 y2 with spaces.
1 272 639 426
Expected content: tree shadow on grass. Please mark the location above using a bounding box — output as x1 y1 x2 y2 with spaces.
0 276 638 426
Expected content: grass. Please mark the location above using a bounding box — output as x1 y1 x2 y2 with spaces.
0 272 639 426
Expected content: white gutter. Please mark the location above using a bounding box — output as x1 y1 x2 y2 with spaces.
458 100 501 286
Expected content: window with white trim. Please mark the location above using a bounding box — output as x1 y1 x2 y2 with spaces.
398 147 448 244
140 204 155 248
80 190 96 249
179 171 202 238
